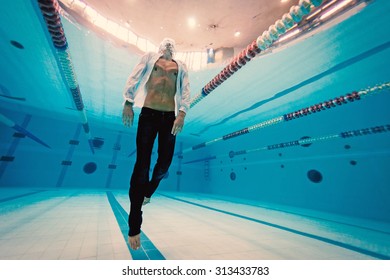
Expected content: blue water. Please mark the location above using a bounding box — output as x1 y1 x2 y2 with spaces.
0 0 389 260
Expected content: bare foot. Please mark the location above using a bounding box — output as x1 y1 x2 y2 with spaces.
128 234 141 250
143 197 150 205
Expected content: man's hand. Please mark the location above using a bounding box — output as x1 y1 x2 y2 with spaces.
128 234 141 250
171 111 186 135
122 102 134 127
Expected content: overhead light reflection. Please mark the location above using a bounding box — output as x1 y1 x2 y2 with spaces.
84 6 97 23
277 28 300 42
320 0 353 20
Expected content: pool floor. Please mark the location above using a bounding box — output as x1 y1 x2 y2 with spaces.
0 187 389 260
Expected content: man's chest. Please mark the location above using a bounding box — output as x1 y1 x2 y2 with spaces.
153 58 178 75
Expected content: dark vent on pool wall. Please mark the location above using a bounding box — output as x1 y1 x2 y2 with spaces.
230 172 236 181
10 40 24 49
307 169 323 183
83 162 97 174
92 137 104 149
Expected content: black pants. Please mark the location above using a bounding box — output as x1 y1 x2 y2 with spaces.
128 107 176 237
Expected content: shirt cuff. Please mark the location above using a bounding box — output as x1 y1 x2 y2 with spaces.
123 97 134 106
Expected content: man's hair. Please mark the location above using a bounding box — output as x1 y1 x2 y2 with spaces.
158 38 176 56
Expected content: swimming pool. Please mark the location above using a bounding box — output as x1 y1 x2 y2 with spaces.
0 0 389 260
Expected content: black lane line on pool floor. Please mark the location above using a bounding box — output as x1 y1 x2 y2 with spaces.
106 192 165 260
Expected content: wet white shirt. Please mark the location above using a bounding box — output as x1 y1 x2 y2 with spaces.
122 52 191 115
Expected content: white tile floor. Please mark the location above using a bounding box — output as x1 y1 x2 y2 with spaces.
0 189 130 260
0 187 389 260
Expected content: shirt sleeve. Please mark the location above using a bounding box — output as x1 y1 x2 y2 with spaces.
122 53 150 104
178 63 191 113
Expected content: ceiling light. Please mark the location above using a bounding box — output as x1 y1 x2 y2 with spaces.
187 17 196 28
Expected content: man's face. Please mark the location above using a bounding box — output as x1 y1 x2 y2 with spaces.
159 38 176 56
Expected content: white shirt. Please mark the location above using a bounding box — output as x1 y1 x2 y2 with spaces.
122 52 191 115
